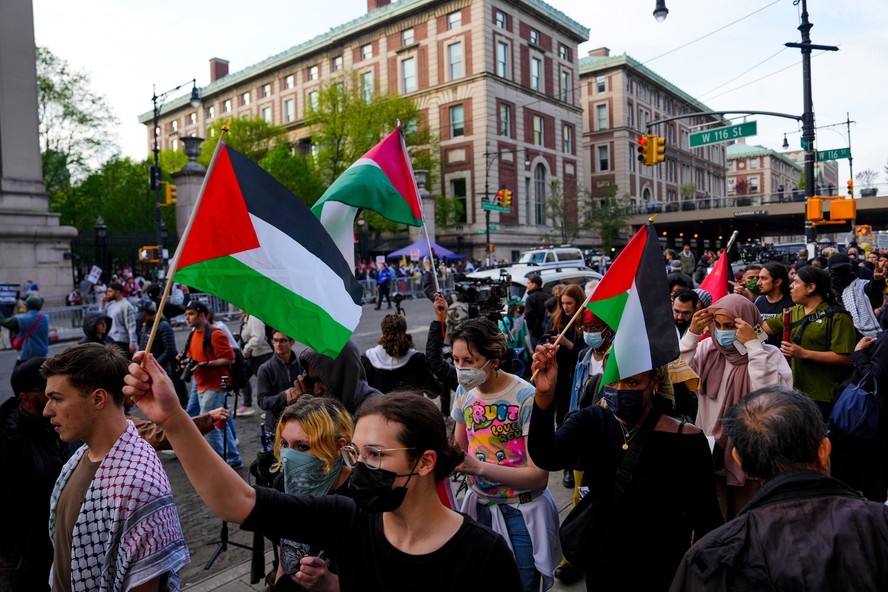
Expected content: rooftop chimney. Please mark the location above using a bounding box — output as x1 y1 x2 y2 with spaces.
209 58 229 82
368 0 391 11
587 47 610 57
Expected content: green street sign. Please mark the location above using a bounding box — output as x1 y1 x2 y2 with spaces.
477 229 487 235
689 121 757 148
817 147 851 161
481 202 510 212
489 226 497 230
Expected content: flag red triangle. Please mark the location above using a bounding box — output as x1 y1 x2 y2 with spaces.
362 130 423 220
700 250 730 303
178 145 260 270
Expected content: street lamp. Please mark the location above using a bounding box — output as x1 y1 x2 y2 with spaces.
653 0 669 22
151 79 201 276
483 147 527 266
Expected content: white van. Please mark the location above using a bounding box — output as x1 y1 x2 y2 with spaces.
516 247 584 266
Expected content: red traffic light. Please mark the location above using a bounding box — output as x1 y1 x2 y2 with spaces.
638 136 648 146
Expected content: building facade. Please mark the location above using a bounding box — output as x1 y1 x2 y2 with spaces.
727 142 803 203
579 48 728 215
140 0 589 263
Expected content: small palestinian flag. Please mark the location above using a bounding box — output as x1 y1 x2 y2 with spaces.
311 129 423 268
586 223 679 386
175 144 363 358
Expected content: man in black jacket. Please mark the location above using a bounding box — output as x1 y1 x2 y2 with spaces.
523 274 548 347
670 385 888 591
256 331 303 433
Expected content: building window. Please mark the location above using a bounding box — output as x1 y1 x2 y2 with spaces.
261 84 271 98
188 112 196 125
450 178 467 223
449 104 464 137
261 106 272 123
401 57 417 92
559 44 569 61
361 44 372 60
496 42 510 79
562 125 573 154
308 91 319 111
447 43 463 80
241 92 250 106
596 75 606 93
447 10 461 30
534 164 546 225
171 120 178 133
284 99 294 122
308 65 319 81
207 105 215 119
533 115 544 145
495 10 506 29
560 71 571 103
530 29 539 45
401 28 414 46
171 138 178 152
499 103 511 137
531 57 541 92
285 74 294 89
223 99 232 113
360 71 373 102
596 104 608 130
598 145 609 171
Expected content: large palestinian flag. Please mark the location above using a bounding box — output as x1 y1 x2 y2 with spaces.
311 129 423 269
175 144 363 358
586 223 679 386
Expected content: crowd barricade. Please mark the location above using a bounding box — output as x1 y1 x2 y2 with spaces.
357 274 455 304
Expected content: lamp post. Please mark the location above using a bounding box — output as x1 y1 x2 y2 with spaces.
151 79 201 275
653 0 669 22
482 147 529 266
94 216 108 285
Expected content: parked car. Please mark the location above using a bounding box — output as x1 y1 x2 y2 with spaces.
516 246 584 267
467 264 602 300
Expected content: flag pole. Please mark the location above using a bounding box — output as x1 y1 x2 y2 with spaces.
529 290 594 382
140 120 232 368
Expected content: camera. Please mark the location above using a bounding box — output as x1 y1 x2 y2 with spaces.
180 357 196 383
453 270 510 320
279 539 327 575
393 293 404 305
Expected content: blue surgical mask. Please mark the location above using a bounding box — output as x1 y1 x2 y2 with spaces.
714 328 737 349
584 332 604 349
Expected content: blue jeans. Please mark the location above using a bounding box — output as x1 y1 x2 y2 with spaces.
189 382 241 465
476 503 540 592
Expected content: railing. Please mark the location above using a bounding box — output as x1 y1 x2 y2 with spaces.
357 274 456 304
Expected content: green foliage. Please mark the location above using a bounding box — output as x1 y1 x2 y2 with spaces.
679 182 697 200
435 196 466 230
544 179 578 244
199 116 288 166
258 145 326 207
159 149 188 175
585 186 631 254
306 71 421 185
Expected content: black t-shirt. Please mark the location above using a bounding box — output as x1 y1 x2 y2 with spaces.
242 486 522 591
755 294 794 347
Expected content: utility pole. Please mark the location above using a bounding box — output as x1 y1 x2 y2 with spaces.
785 0 838 242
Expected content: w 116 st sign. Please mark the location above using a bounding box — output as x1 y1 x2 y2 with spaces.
689 121 757 148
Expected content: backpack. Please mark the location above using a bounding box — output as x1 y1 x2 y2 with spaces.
829 373 881 440
183 326 251 390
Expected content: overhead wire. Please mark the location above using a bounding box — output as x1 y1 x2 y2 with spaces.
697 48 789 101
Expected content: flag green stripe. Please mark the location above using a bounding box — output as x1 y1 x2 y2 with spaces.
588 292 628 330
176 257 353 357
313 164 422 226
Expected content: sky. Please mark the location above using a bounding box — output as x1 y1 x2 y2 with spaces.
32 0 887 187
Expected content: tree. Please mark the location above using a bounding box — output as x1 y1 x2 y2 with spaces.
856 169 879 188
36 47 119 185
305 71 420 185
543 179 578 244
435 196 465 231
198 116 288 166
258 145 326 207
584 182 630 254
680 182 697 201
159 149 188 175
734 178 750 195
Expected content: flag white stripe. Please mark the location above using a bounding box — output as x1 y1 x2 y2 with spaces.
612 280 652 377
232 214 362 331
316 200 359 272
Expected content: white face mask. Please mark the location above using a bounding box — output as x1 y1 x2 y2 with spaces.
456 360 491 391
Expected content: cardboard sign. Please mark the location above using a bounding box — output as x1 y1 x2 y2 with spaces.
87 266 102 285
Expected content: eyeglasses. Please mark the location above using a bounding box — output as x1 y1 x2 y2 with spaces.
340 444 415 470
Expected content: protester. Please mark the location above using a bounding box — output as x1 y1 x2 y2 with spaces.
257 331 304 433
0 294 49 364
671 289 699 336
78 310 113 345
42 343 189 591
752 262 794 348
544 284 585 444
670 385 888 591
102 282 138 356
730 264 761 302
374 263 393 310
361 314 442 398
239 310 272 416
449 318 560 591
528 346 722 592
499 297 532 375
122 362 522 591
425 293 458 417
828 253 886 337
298 340 380 414
523 274 548 347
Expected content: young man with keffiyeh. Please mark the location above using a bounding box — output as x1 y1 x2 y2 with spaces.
42 343 189 592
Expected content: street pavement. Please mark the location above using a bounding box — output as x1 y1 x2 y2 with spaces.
0 295 584 591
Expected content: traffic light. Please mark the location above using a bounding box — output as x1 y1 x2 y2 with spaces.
831 198 856 221
847 179 854 197
164 182 177 205
149 165 161 190
806 197 823 221
637 135 653 165
496 188 506 207
138 246 160 262
855 225 872 238
651 135 665 164
502 189 512 208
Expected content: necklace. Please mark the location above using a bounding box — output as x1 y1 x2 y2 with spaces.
618 422 641 451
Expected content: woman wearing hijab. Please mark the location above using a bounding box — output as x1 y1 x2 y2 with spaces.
682 293 793 519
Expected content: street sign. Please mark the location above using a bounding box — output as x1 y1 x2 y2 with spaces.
489 226 497 230
477 229 487 235
689 121 757 147
481 202 510 212
816 147 851 161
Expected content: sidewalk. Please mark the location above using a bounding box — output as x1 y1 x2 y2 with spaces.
183 471 584 591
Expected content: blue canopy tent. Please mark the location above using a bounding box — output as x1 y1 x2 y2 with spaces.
387 239 466 260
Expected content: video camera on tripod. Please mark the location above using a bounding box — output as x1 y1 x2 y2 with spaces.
452 269 511 320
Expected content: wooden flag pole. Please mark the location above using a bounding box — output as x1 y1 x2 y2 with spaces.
529 290 595 382
141 120 232 367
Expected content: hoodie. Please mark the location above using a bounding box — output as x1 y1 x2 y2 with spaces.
300 340 381 414
79 311 114 345
361 345 443 398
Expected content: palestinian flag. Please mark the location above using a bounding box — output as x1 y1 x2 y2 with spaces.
311 129 423 268
175 144 363 358
586 223 679 386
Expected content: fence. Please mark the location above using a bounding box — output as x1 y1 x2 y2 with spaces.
358 274 456 304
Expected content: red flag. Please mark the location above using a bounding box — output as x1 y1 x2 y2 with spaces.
700 250 730 303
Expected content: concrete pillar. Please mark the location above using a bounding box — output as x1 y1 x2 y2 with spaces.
171 136 207 240
0 0 77 297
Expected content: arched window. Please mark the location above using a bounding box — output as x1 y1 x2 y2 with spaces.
534 163 546 225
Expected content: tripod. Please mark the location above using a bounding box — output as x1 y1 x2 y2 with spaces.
205 376 252 569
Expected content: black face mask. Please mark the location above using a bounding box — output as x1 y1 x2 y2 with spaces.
348 461 417 513
602 386 647 423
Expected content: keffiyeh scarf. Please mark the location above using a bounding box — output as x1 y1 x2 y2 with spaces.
49 421 189 591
